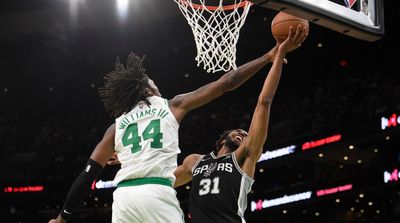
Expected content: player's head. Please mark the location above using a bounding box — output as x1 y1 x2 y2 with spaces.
215 129 248 154
99 52 161 117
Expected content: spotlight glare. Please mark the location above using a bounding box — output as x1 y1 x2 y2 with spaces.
117 0 129 10
117 0 129 20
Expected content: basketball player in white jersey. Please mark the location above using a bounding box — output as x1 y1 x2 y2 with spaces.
48 44 288 222
173 26 308 223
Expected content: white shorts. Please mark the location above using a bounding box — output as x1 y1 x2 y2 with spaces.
112 184 184 223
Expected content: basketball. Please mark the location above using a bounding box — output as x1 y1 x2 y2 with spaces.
271 12 309 42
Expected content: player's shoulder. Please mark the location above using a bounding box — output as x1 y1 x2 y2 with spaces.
166 93 188 109
185 153 203 162
149 95 167 103
183 153 203 168
145 96 169 108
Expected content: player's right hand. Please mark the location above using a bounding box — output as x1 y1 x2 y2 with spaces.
279 25 308 54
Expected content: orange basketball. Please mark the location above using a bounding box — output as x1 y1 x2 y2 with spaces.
271 12 309 42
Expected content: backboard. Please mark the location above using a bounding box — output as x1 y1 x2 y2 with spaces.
253 0 384 41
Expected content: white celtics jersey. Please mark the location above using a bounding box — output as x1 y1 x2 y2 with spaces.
113 96 180 185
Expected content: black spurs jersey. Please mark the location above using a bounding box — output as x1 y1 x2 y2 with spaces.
189 152 254 223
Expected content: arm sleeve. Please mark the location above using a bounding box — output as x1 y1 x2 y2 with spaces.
59 159 103 221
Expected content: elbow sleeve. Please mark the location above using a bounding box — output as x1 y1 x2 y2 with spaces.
60 159 103 220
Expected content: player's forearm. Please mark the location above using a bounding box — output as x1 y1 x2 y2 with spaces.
258 51 286 102
58 159 103 221
244 53 285 161
221 49 275 91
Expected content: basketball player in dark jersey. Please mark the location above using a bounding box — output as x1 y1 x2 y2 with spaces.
173 25 308 223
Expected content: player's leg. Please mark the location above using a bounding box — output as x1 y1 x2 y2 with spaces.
111 184 184 223
141 185 185 223
112 187 143 223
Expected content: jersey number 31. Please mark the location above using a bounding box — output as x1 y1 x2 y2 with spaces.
199 177 220 196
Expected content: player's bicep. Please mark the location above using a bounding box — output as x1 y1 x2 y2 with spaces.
169 81 228 121
173 154 201 187
247 104 271 149
89 124 116 167
174 165 193 188
237 102 271 163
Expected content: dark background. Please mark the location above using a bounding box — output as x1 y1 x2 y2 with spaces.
0 0 399 222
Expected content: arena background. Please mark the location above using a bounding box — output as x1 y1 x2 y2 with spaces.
0 0 399 222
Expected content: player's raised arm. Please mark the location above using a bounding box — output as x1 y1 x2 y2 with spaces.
236 25 308 178
168 46 283 123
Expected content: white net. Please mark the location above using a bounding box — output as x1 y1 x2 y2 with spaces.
173 0 252 73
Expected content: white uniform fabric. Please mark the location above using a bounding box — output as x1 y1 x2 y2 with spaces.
114 96 180 185
112 184 184 223
112 96 183 223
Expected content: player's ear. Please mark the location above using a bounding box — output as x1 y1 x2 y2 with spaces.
145 87 154 96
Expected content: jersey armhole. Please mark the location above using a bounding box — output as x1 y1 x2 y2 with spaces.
232 152 255 182
163 98 180 127
191 154 206 174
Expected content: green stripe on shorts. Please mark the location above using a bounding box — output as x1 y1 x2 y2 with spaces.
117 177 173 188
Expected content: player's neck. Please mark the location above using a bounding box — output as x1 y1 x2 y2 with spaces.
216 147 231 157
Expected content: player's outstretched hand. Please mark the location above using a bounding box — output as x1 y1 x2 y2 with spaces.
268 25 307 64
279 25 308 54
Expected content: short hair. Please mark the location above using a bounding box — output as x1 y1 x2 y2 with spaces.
215 130 233 153
99 52 150 118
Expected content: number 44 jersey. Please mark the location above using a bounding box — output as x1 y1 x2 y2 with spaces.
190 152 254 223
113 96 180 185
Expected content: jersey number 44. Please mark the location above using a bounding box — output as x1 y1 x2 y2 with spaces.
122 119 163 153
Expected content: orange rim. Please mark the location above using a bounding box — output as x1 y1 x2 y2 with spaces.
179 0 252 11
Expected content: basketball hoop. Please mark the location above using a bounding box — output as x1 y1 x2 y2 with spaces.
173 0 253 73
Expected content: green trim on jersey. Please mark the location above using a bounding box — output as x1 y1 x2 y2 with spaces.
117 177 173 188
